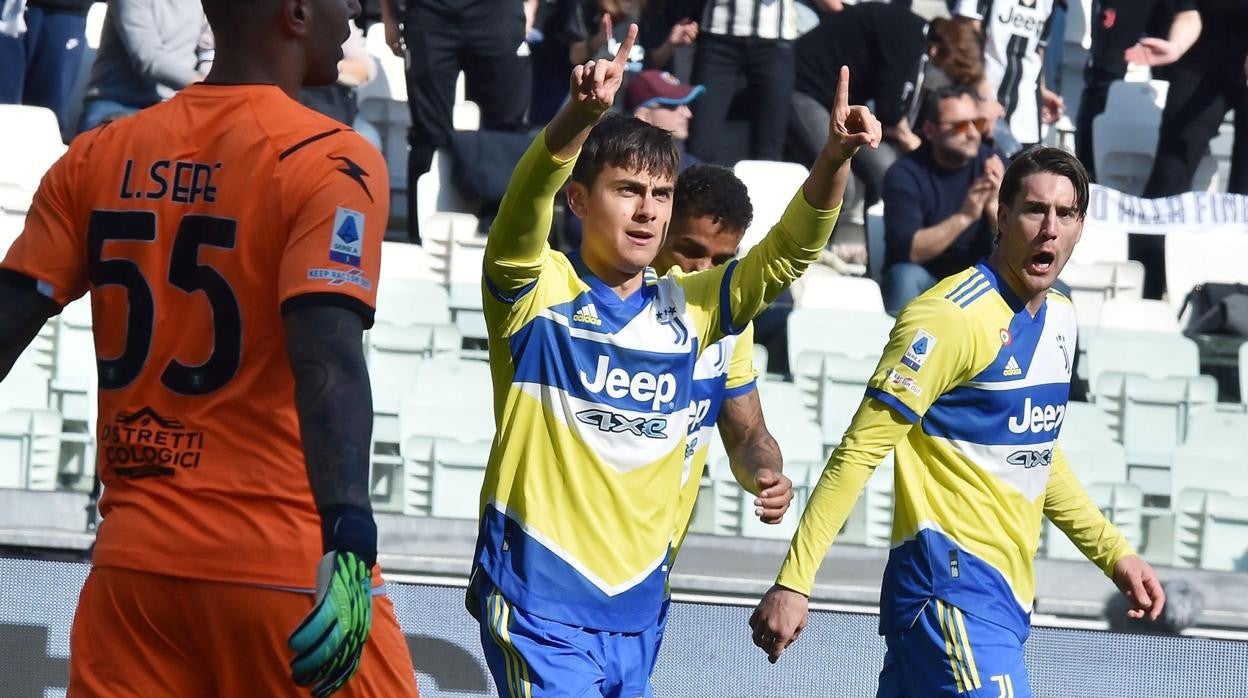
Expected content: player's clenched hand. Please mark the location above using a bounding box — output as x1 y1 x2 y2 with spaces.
823 66 882 163
289 551 374 697
1113 555 1167 622
754 469 794 524
749 585 809 664
569 22 637 117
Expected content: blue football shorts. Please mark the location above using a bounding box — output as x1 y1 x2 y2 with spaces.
472 573 669 698
877 597 1031 698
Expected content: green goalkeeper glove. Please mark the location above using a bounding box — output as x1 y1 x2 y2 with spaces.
288 550 374 697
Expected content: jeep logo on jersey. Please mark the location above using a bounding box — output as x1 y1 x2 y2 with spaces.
1007 397 1066 434
1006 448 1052 469
576 409 668 438
579 355 677 411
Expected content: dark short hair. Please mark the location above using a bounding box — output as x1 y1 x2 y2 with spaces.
672 164 753 232
998 145 1090 218
919 83 978 129
570 115 679 188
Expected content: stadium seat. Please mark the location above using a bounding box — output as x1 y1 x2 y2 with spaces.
0 343 52 414
791 351 875 450
1092 80 1167 196
375 278 452 327
1241 342 1248 406
379 240 441 282
420 211 482 287
397 358 494 515
732 160 809 254
1164 230 1248 318
413 152 477 240
402 436 491 519
835 454 894 548
791 269 886 312
786 308 894 378
1172 489 1248 571
1069 228 1129 266
1082 329 1198 396
1058 401 1127 485
1170 410 1248 500
0 409 63 491
0 105 65 212
1043 482 1144 561
49 297 96 425
1094 372 1218 499
1096 297 1180 333
1060 261 1146 328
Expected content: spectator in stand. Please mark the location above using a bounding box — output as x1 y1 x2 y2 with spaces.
947 0 1064 149
0 0 94 137
625 68 702 170
881 85 1002 315
1075 0 1190 181
1135 0 1245 302
686 0 798 163
923 16 1020 158
77 0 204 132
564 0 696 74
298 19 382 150
381 0 531 243
788 2 927 209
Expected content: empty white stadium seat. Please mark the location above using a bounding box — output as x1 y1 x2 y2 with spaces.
49 297 96 427
379 240 441 282
1082 329 1198 394
1172 489 1248 571
1170 410 1248 500
413 153 477 238
1165 230 1248 318
1096 297 1180 333
1044 482 1144 561
786 308 894 375
1092 80 1168 195
791 351 875 449
1094 372 1218 498
1069 228 1129 266
0 105 65 212
1058 401 1128 485
1060 261 1145 328
402 436 491 519
0 409 63 490
791 270 885 312
375 278 452 327
733 160 809 254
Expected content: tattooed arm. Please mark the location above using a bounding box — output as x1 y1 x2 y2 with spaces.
718 388 793 525
283 304 377 562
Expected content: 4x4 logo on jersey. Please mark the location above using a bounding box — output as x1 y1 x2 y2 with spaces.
576 409 668 438
1006 448 1052 469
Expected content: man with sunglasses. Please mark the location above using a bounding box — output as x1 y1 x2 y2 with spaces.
880 84 1003 316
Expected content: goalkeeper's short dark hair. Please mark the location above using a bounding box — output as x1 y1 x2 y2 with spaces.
672 164 753 233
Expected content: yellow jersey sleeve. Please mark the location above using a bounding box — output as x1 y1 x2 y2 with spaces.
776 400 913 595
863 294 979 423
1044 445 1135 577
677 191 840 350
483 129 576 316
725 322 757 393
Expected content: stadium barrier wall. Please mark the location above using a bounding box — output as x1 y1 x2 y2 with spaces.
2 558 1246 697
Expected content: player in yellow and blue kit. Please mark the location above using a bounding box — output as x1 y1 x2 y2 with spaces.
471 27 882 697
655 164 795 559
750 147 1167 697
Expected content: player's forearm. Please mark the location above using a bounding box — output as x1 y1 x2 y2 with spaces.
284 305 375 520
0 275 58 381
909 212 976 264
776 401 910 594
1168 10 1202 58
1043 449 1135 576
485 129 576 273
728 433 783 495
722 188 840 332
802 150 852 213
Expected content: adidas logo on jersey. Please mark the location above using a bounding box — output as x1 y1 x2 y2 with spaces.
1003 356 1022 377
572 303 601 326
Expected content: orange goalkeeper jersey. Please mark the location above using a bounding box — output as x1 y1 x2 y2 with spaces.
0 84 388 589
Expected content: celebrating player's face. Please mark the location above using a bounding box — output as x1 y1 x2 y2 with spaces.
657 214 742 274
996 171 1083 298
572 165 675 282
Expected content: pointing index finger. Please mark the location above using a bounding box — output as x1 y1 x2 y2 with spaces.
614 22 638 66
835 65 850 115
